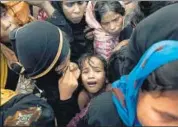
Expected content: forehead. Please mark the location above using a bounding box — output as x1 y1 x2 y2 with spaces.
83 57 104 68
62 1 84 5
101 11 121 23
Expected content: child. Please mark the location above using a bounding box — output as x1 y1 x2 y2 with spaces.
85 1 126 60
77 53 110 110
66 53 110 127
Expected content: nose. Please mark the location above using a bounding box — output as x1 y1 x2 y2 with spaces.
109 22 115 30
73 4 80 13
88 71 94 79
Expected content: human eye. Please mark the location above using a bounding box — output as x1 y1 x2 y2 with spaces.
161 113 178 122
113 17 120 22
77 1 85 5
65 2 74 7
94 68 102 73
82 69 89 74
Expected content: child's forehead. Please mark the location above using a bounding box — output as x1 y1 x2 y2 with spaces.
83 57 104 67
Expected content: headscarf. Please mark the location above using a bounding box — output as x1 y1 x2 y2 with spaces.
9 21 70 79
86 1 119 60
112 40 178 126
125 3 178 73
2 1 33 25
0 50 8 89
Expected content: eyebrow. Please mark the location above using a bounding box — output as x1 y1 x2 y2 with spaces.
152 107 178 120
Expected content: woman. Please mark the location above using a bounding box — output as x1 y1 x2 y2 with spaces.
10 21 80 126
85 1 131 60
51 1 94 63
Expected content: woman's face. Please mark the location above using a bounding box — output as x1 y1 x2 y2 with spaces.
62 1 87 24
81 57 106 94
101 11 123 36
137 90 178 126
1 7 18 43
55 52 70 76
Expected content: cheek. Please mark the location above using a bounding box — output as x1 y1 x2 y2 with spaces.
96 73 106 84
116 18 123 28
79 5 86 13
81 74 88 85
0 26 8 40
63 6 72 17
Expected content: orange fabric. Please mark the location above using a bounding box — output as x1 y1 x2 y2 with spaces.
3 1 32 25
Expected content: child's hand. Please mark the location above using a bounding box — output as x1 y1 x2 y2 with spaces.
58 62 80 100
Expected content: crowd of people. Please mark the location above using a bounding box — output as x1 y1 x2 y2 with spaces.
0 1 178 126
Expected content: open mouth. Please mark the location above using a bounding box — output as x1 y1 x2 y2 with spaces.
87 81 97 87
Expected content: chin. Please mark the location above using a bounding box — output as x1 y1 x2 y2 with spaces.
70 18 82 24
87 89 100 94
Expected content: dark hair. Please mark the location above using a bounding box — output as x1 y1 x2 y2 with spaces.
94 1 125 23
142 60 178 92
108 45 129 83
129 1 174 26
78 53 108 78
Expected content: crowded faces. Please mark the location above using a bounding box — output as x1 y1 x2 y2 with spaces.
77 53 108 110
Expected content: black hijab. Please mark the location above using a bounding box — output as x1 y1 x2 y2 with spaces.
125 3 178 73
10 21 70 79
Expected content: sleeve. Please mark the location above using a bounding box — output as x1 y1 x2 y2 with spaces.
122 27 141 74
53 94 80 126
77 92 125 127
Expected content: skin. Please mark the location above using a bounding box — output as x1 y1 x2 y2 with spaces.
137 90 178 126
81 57 106 94
1 9 18 43
101 11 123 36
62 1 87 24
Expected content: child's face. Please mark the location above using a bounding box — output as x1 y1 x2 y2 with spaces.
81 57 106 94
101 11 123 36
137 90 178 126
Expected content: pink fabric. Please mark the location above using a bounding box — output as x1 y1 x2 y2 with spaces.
86 1 119 60
67 103 90 127
37 9 48 21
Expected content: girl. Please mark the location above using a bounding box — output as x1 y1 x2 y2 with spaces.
86 1 132 60
77 53 110 110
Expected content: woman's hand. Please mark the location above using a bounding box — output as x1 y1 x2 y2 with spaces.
84 26 94 40
112 39 129 52
26 1 54 16
58 62 80 100
26 1 48 8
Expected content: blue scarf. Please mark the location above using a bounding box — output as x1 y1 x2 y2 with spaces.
112 40 178 126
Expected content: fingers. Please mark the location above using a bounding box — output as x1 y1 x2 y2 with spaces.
85 31 94 40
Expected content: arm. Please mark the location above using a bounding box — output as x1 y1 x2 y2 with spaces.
27 1 73 39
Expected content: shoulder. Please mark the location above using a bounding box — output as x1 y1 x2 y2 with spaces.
119 25 133 41
78 90 90 110
82 91 125 126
